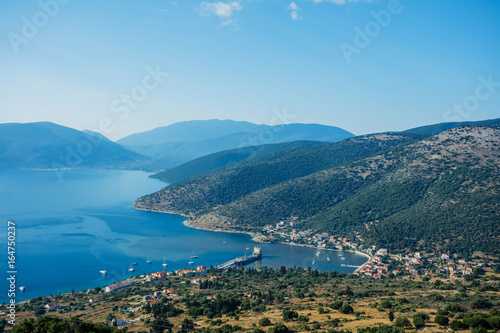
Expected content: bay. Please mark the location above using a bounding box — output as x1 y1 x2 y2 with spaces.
0 170 367 303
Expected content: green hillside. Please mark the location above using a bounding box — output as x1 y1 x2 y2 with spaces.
152 140 327 183
134 133 420 215
135 126 500 257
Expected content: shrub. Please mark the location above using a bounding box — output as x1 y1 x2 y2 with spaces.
268 323 290 333
259 317 271 327
413 316 425 328
449 320 468 330
340 303 354 315
393 317 412 328
434 315 449 326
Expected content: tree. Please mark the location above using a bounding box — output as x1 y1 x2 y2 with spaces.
388 311 394 322
259 317 271 327
268 323 290 333
298 315 309 323
393 317 412 328
435 315 449 326
413 316 425 328
151 318 173 333
450 320 468 330
180 318 195 333
282 309 298 321
340 303 354 314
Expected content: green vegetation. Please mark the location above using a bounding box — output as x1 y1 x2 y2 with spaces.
137 126 500 257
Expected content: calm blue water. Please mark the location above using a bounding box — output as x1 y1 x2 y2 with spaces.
0 170 367 303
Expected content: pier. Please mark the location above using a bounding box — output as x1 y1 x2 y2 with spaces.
217 246 262 269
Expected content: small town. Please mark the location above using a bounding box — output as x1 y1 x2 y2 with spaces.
261 221 493 280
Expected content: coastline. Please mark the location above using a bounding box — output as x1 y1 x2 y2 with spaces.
182 219 372 268
133 205 372 269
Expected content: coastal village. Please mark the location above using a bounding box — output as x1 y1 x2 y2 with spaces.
261 221 490 280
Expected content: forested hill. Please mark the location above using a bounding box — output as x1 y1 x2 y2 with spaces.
152 140 327 183
135 126 500 257
134 133 421 215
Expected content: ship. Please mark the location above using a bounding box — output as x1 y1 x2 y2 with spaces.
234 246 262 267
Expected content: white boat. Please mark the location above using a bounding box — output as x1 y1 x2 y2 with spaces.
312 260 316 265
341 264 347 267
222 237 227 244
132 262 138 265
190 250 198 259
327 256 331 263
162 256 168 267
19 286 25 292
188 261 194 265
128 262 135 272
100 270 107 275
340 257 346 260
146 257 152 264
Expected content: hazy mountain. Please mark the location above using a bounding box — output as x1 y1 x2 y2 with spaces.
135 126 500 256
118 119 260 146
118 120 355 164
0 122 148 170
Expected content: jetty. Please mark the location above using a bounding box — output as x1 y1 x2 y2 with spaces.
217 247 262 269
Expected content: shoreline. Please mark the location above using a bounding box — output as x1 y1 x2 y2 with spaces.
133 205 372 269
182 218 372 268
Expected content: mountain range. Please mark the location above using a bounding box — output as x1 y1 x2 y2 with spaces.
117 120 355 166
0 120 354 171
0 122 147 170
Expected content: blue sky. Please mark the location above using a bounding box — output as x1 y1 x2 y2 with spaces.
0 0 499 140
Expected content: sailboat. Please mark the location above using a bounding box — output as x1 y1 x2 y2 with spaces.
222 237 227 244
162 256 168 267
100 270 108 275
190 250 198 259
146 257 152 264
327 256 331 263
188 261 194 265
128 262 135 272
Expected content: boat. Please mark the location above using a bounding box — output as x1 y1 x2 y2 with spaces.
132 262 138 265
222 237 227 244
19 286 25 292
341 264 347 267
246 244 250 250
190 250 198 259
146 257 152 264
188 261 194 265
340 257 346 260
312 260 316 265
128 262 135 272
100 270 107 275
316 251 320 256
162 256 168 267
233 246 262 267
327 256 331 263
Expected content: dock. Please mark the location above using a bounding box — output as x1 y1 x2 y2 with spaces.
217 246 262 269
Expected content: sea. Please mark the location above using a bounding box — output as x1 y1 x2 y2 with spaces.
0 170 368 303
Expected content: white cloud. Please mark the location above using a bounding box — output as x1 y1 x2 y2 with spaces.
199 1 243 25
288 2 300 20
